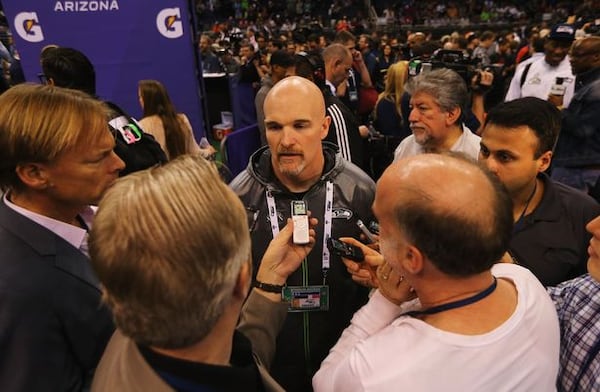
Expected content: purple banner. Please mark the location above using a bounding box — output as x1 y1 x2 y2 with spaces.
2 0 205 138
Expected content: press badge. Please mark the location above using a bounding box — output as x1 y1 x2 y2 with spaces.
282 285 329 312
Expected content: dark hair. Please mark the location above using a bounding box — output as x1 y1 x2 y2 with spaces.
294 51 325 90
270 39 284 50
480 30 496 41
138 80 187 159
393 155 513 277
41 47 96 96
334 30 356 44
484 97 560 157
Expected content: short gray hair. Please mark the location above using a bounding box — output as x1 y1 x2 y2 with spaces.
404 68 468 117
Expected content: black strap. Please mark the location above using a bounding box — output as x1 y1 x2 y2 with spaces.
253 280 285 294
520 63 532 88
404 277 497 317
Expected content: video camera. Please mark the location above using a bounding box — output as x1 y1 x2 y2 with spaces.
408 49 503 91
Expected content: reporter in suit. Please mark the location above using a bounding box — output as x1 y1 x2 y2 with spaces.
0 84 125 391
89 155 317 391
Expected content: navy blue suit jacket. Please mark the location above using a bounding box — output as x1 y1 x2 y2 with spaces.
0 199 114 391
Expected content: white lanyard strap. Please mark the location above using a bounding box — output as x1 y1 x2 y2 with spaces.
265 181 334 272
322 181 334 271
266 190 280 236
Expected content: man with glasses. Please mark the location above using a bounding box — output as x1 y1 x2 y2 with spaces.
505 23 576 107
552 36 600 193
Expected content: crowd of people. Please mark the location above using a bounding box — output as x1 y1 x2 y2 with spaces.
1 1 600 391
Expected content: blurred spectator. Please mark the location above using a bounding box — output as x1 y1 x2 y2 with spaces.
373 61 410 139
552 36 600 194
199 34 222 74
137 79 215 160
255 50 295 145
505 24 576 107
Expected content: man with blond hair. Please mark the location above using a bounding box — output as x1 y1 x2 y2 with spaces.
90 155 318 391
0 84 125 390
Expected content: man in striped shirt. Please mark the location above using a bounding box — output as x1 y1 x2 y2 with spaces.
322 43 369 172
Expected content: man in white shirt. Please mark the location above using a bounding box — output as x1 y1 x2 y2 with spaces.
505 23 576 107
313 153 560 391
393 68 481 161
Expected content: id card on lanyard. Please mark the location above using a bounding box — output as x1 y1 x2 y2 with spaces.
265 181 334 312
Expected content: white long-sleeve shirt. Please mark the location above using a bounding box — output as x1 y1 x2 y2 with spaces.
313 264 560 392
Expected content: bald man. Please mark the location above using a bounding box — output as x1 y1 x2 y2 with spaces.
230 76 376 392
314 154 560 391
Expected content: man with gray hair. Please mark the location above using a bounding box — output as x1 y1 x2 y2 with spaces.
393 68 481 161
89 155 318 391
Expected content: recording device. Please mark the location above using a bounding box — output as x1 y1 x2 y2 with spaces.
327 238 365 262
550 77 566 97
408 49 503 90
291 201 310 245
356 219 376 243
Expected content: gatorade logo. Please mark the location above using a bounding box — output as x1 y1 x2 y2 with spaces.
156 8 183 39
14 12 44 43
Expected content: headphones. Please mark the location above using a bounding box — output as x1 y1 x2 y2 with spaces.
295 50 326 89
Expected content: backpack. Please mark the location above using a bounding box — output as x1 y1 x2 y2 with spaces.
104 101 167 176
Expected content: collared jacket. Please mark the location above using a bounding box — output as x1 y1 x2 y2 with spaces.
229 143 375 391
553 67 600 168
92 291 287 392
0 199 114 391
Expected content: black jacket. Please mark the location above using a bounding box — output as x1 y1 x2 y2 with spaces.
229 143 375 392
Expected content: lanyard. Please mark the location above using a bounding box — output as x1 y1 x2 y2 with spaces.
265 181 334 272
404 277 497 317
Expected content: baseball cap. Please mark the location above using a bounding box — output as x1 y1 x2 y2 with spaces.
548 23 575 41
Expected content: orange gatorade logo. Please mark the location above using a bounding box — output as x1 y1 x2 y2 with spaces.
156 8 183 39
14 12 44 43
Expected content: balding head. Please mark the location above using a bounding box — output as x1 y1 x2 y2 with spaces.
322 43 353 86
265 76 326 118
375 153 513 277
569 36 600 75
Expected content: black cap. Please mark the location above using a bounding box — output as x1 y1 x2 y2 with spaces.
548 24 575 42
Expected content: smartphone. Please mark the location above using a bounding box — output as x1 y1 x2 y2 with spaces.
327 238 365 262
291 201 309 244
356 219 376 243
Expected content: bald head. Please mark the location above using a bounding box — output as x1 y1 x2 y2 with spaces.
376 153 513 276
570 36 600 75
383 154 496 221
264 76 326 119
